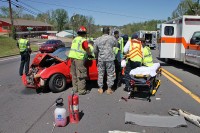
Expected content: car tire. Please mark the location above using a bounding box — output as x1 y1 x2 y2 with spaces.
49 74 67 93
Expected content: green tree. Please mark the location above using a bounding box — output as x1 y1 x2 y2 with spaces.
0 6 22 18
70 14 87 32
172 0 200 18
22 14 35 20
86 16 95 37
52 9 68 32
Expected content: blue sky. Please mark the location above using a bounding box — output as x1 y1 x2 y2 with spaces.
0 0 181 26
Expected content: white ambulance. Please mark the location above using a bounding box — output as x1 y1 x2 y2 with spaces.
159 15 200 68
136 30 157 49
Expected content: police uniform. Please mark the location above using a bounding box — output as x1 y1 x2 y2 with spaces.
94 34 118 93
17 37 30 76
113 46 122 88
118 36 124 56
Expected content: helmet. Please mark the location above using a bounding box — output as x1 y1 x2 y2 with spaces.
77 26 87 34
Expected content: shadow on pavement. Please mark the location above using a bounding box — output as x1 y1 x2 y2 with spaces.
79 110 84 121
86 80 98 91
129 92 152 102
157 57 200 77
21 87 37 95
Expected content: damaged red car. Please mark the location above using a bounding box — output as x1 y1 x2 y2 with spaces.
22 47 98 93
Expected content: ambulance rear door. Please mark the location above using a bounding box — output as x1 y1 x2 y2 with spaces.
159 24 177 58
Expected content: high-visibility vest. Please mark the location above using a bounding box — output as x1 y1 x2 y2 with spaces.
118 37 124 54
89 37 93 41
113 47 119 55
18 38 28 52
126 39 143 62
88 44 95 58
143 46 153 67
68 36 87 60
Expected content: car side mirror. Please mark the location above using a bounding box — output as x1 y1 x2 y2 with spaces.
190 37 196 44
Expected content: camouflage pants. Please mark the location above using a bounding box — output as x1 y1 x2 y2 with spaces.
70 59 87 94
97 60 116 88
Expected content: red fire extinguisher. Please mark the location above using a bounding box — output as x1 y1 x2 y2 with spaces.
68 91 79 123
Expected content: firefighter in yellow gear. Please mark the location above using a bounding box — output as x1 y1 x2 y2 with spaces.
68 26 92 95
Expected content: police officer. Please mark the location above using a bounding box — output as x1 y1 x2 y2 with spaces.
94 27 118 94
123 34 143 91
17 34 31 76
113 45 121 88
142 40 153 67
122 34 129 47
114 30 124 57
68 26 92 95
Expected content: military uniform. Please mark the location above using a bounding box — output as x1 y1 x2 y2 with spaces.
94 34 118 90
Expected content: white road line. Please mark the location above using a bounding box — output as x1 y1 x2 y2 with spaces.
0 53 37 62
0 56 21 62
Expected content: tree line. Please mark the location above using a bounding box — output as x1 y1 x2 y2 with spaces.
0 0 200 38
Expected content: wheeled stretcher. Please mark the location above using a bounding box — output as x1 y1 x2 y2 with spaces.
128 63 162 102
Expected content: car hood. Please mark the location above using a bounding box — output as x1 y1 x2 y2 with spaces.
41 44 56 47
32 53 63 66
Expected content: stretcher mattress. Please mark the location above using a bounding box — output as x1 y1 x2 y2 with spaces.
130 63 160 77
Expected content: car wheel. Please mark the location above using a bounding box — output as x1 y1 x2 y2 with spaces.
49 74 67 93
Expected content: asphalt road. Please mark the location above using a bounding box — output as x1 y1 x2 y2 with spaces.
0 49 200 133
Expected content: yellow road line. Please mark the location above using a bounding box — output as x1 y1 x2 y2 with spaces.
162 68 183 82
162 72 200 104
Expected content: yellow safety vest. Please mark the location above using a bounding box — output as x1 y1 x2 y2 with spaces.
68 36 86 60
118 37 124 54
88 44 95 58
126 39 143 62
113 47 119 55
18 39 28 52
143 46 153 67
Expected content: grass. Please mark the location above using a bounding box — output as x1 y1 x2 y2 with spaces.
0 36 39 57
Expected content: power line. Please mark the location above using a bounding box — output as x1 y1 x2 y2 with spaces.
26 0 150 20
18 0 44 14
11 1 38 16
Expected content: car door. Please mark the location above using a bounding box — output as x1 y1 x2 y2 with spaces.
85 59 98 80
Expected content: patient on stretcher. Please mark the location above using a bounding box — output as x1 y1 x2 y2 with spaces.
129 63 161 78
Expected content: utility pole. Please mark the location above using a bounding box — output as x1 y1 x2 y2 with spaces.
8 0 16 39
72 14 75 38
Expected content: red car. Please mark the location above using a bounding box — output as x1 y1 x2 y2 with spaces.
41 34 48 39
22 47 98 93
39 40 65 53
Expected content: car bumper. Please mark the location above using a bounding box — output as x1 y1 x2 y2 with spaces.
21 74 47 89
